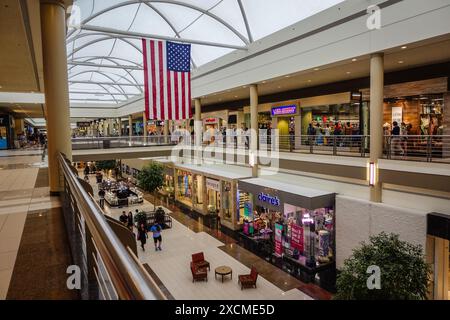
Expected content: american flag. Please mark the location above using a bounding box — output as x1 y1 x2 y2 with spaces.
142 39 192 120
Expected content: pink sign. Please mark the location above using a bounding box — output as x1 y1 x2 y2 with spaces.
274 223 283 256
291 224 304 253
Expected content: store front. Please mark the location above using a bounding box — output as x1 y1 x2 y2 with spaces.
237 178 336 290
271 104 300 150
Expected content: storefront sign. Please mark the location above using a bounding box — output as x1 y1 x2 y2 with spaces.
258 192 280 207
271 105 298 117
206 178 220 192
77 122 91 128
392 106 403 125
274 223 283 256
204 118 218 124
291 224 304 253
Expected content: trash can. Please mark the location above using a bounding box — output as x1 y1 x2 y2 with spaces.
103 139 111 149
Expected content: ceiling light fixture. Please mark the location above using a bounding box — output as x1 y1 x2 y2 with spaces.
398 60 404 64
352 58 357 62
307 80 312 83
262 81 266 84
314 68 320 71
346 71 351 74
401 46 407 49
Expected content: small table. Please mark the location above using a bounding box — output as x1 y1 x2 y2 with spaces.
215 266 232 283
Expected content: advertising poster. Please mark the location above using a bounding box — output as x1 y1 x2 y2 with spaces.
291 224 304 253
274 223 283 256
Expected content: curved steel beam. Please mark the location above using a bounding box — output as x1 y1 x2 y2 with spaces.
67 0 249 45
69 56 143 93
70 55 142 67
67 36 142 60
237 0 253 43
68 70 131 96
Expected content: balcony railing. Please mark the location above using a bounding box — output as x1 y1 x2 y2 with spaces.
71 134 450 163
59 153 166 300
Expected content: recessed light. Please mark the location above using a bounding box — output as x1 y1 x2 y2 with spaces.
285 75 290 78
401 46 407 49
234 95 238 98
352 58 357 62
243 85 247 88
314 68 320 71
346 71 351 74
398 60 404 64
262 81 266 84
277 86 282 89
307 80 312 83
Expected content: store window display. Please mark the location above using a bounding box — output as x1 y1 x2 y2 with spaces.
193 174 204 211
206 178 220 214
176 170 193 206
222 181 232 221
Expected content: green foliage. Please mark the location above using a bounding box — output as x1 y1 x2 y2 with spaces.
95 160 117 171
137 162 164 194
134 211 147 227
334 232 431 300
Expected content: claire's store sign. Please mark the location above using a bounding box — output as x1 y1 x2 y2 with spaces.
271 105 298 117
257 192 280 207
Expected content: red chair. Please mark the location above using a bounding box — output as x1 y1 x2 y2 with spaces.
191 252 210 271
238 266 258 290
190 263 208 282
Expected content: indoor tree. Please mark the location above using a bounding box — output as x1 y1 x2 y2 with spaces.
334 232 431 300
95 160 117 172
137 162 164 211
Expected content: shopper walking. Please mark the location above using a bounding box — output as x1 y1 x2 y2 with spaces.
137 223 148 251
127 211 134 231
119 211 128 226
98 188 105 209
150 223 163 251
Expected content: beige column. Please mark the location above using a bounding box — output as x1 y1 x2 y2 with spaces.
369 53 384 202
40 0 72 194
250 85 259 177
142 111 147 144
128 115 133 138
294 115 302 150
117 118 122 136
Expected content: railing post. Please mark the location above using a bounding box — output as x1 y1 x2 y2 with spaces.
309 136 313 154
427 136 432 162
333 136 337 156
360 136 365 157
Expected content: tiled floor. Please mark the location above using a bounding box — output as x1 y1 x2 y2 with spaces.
0 149 63 299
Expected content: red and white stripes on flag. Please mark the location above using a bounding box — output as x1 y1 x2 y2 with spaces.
142 39 192 121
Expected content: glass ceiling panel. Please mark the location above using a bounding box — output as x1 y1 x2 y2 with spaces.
179 14 245 46
209 0 248 39
89 4 141 31
129 4 176 37
68 0 348 106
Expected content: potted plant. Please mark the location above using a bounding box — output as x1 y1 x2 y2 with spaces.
334 232 431 300
137 162 164 211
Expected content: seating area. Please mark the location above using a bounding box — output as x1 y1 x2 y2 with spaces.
190 252 258 290
238 267 259 290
